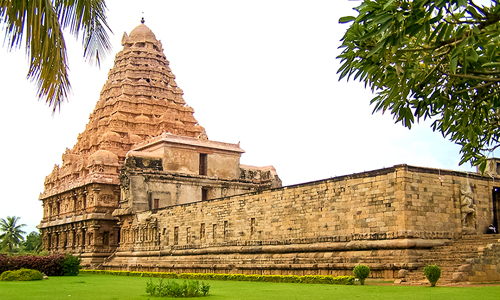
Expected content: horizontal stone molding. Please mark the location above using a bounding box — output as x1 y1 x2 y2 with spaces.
114 238 447 258
38 213 119 228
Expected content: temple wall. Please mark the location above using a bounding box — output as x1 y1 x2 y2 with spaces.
206 153 241 180
41 183 120 222
148 166 494 246
163 147 199 174
106 165 498 276
400 169 494 234
39 183 120 265
123 173 264 210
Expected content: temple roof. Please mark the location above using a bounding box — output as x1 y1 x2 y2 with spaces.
41 23 207 199
126 23 158 44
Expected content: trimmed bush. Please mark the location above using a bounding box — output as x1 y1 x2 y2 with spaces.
81 269 355 285
424 265 441 287
0 268 43 281
61 253 81 276
353 265 370 285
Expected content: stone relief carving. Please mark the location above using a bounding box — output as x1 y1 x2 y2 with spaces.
460 181 476 228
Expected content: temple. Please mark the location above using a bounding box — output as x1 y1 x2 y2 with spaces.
39 23 500 283
38 23 281 265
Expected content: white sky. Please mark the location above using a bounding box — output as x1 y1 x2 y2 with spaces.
0 0 488 234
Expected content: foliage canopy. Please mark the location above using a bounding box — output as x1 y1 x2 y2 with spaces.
353 264 370 285
338 0 500 172
0 216 26 254
23 231 42 253
423 264 441 286
0 0 112 112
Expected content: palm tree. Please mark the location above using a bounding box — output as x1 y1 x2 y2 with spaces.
0 0 112 112
0 216 27 254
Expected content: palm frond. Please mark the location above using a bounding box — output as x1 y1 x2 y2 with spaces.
55 0 112 66
0 0 112 112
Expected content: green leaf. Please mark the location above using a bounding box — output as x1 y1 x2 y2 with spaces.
451 55 458 74
428 22 444 43
435 23 449 43
367 40 386 58
482 62 500 68
383 0 395 10
468 48 479 62
339 16 356 24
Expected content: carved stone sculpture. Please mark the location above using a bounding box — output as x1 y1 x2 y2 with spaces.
460 182 476 229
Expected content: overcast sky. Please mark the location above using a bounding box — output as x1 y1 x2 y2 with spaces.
0 0 488 233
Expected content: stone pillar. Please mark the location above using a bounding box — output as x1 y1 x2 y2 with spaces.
121 226 126 244
75 227 82 251
67 227 75 249
60 229 67 250
81 227 87 252
43 231 50 251
52 231 59 252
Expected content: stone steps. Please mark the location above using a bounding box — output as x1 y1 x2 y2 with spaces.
404 234 500 283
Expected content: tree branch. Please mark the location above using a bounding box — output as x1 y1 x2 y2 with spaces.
484 143 500 152
448 73 500 82
456 81 496 94
469 70 500 75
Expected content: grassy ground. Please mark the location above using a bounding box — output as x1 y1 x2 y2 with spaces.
1 274 499 300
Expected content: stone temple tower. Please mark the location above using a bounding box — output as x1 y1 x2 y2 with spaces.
38 22 208 265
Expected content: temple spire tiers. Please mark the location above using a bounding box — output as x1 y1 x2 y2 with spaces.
38 22 209 266
38 22 279 268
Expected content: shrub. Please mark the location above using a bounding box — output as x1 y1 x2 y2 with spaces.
61 253 81 276
0 270 17 281
167 280 184 297
200 282 210 296
423 265 441 287
0 253 66 276
0 268 43 281
146 278 157 296
186 279 200 297
146 279 209 297
353 265 370 285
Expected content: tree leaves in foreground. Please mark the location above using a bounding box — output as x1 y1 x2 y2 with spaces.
0 0 112 112
338 0 500 172
0 216 26 254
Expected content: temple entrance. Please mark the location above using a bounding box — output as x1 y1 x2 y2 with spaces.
492 188 500 231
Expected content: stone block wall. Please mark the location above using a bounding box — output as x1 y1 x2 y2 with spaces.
140 165 494 248
105 165 499 277
400 166 494 235
466 241 500 282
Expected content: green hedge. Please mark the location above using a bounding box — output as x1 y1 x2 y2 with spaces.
80 270 354 285
0 268 44 281
81 269 177 278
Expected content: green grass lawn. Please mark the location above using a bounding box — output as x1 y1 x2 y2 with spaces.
1 274 499 300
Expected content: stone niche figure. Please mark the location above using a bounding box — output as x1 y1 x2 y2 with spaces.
460 182 477 230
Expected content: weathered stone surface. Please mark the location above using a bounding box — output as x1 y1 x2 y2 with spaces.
104 164 500 280
398 269 409 278
452 272 468 282
458 264 472 273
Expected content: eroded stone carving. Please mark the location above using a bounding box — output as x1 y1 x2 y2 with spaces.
460 181 476 228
